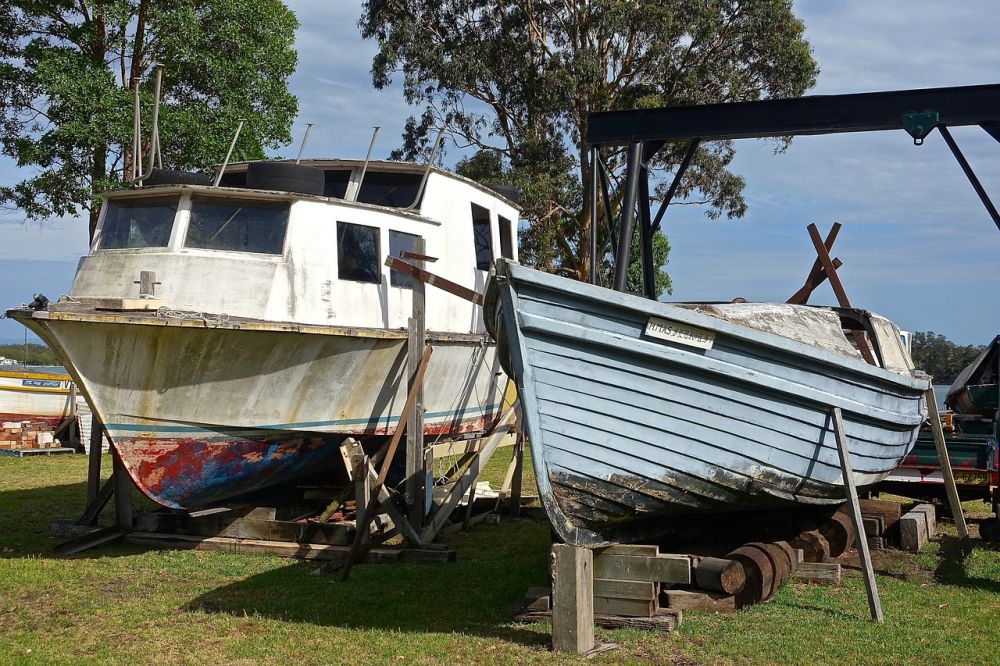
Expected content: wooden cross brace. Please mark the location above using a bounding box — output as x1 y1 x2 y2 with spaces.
803 223 877 366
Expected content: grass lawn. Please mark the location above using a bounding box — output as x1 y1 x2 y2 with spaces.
1 454 998 664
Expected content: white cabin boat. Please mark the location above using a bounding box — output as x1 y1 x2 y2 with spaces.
8 159 519 509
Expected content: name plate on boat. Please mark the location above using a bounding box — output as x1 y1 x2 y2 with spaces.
645 318 715 350
22 379 63 388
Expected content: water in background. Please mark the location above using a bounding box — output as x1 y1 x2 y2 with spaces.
932 384 949 411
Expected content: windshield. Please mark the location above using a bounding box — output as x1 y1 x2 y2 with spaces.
99 196 178 249
186 196 289 254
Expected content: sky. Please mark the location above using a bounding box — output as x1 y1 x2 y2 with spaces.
1 0 998 345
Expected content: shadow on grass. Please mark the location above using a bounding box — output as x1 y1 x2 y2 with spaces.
183 520 552 646
933 533 1000 593
0 478 159 560
0 479 95 556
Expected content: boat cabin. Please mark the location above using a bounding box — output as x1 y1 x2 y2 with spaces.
72 160 520 334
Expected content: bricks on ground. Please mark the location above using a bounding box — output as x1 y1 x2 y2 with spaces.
0 420 60 450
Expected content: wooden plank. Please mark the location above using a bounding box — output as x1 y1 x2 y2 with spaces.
522 587 551 612
509 434 524 517
593 596 655 617
599 544 659 556
788 222 842 305
112 451 133 530
420 405 518 542
515 609 680 633
126 532 455 565
593 578 657 601
551 544 595 654
663 589 737 613
831 406 882 621
794 561 842 584
900 510 930 552
133 513 356 545
858 498 902 531
862 516 885 537
82 297 167 310
340 353 435 579
592 553 691 584
406 237 428 528
78 476 114 526
384 256 484 305
428 434 516 460
85 415 104 503
912 503 937 536
806 223 877 365
924 386 971 553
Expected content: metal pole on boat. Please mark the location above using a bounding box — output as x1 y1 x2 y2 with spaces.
407 128 445 210
131 81 141 181
294 122 315 164
351 126 381 201
638 164 656 299
130 63 164 184
213 119 246 187
612 141 644 292
589 146 599 285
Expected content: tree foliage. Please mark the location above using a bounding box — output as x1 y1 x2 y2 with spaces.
360 0 818 296
0 343 60 366
911 331 986 384
0 0 299 239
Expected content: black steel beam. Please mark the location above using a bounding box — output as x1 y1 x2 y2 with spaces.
588 84 1000 145
939 126 1000 233
613 142 644 292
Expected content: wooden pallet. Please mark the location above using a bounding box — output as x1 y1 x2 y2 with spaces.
0 447 75 458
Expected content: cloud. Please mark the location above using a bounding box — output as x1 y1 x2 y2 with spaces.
0 0 997 346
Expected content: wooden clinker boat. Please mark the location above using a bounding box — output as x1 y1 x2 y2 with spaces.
485 260 930 547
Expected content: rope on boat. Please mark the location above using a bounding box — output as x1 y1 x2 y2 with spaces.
155 306 230 326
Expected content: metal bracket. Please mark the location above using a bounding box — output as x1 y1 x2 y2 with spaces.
902 109 939 145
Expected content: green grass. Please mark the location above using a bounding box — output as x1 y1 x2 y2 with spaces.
1 455 999 664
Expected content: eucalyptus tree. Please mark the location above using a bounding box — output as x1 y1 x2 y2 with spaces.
361 0 818 294
0 0 299 240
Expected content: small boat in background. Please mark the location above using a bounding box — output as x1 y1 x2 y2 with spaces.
946 335 999 417
880 334 998 513
485 260 929 547
0 368 89 437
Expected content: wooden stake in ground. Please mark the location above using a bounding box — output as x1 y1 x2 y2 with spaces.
551 544 595 654
831 407 883 622
925 386 972 554
405 238 429 528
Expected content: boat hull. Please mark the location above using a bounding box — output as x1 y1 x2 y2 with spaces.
13 310 508 509
486 262 929 547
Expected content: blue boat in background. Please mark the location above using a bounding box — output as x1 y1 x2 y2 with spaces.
485 260 930 547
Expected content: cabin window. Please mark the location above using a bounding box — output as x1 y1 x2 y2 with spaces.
324 170 352 198
99 196 177 249
499 215 514 259
388 230 421 288
471 203 493 270
357 171 425 208
338 222 380 283
186 197 289 254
